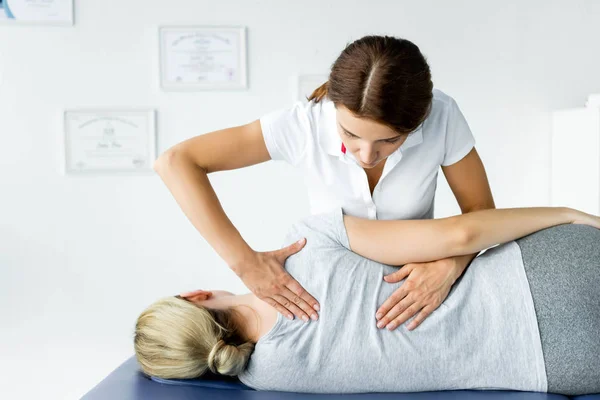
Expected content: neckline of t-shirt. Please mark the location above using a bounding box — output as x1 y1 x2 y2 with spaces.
255 310 284 346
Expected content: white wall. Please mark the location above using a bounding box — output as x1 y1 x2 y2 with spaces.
1 1 599 399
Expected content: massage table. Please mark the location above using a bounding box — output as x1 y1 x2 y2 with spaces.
81 356 600 400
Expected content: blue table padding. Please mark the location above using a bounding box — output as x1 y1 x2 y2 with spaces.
81 356 599 400
151 372 251 390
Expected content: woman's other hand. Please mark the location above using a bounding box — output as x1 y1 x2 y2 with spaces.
179 289 213 302
569 208 600 229
375 257 465 331
233 238 320 322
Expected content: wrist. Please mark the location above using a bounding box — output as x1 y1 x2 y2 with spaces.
450 254 473 282
563 207 578 224
228 246 257 275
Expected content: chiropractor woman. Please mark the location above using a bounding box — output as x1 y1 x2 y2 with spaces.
154 35 495 332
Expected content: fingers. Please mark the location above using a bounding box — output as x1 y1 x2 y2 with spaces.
279 284 319 321
270 241 320 322
262 274 320 323
251 242 318 323
407 306 435 331
285 276 320 313
386 302 422 330
272 289 318 322
262 297 295 321
377 295 412 329
378 267 414 319
376 284 410 320
180 289 212 299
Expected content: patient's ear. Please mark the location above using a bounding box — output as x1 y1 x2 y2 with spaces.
180 289 213 301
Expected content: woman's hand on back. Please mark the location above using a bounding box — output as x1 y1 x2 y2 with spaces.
375 256 467 331
233 238 320 322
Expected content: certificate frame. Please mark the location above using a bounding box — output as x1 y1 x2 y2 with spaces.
295 74 329 102
0 0 74 26
63 109 157 175
158 25 248 91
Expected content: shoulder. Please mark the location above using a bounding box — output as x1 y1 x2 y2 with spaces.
261 99 333 138
432 87 453 105
304 97 335 132
283 98 333 122
260 99 334 164
421 88 464 132
282 208 347 250
429 88 455 118
417 88 453 137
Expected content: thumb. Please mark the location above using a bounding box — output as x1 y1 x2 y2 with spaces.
384 264 413 283
283 238 306 257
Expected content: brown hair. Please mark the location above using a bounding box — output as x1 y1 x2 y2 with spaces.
308 35 433 134
134 296 255 379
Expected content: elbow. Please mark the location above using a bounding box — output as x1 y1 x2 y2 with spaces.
153 147 207 176
154 146 194 174
451 219 473 256
153 149 177 173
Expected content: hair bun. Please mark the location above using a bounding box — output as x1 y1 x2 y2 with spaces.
208 338 256 376
207 339 227 373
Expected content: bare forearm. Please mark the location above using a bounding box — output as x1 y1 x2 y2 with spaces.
456 206 574 254
343 216 463 266
343 207 574 266
154 151 254 270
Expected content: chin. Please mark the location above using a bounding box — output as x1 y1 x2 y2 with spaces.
361 162 378 168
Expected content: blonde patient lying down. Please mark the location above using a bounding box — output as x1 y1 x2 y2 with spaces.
134 206 600 395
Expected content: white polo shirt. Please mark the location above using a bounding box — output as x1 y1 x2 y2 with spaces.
260 88 476 220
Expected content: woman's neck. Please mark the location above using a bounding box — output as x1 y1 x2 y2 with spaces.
197 293 278 343
233 295 279 343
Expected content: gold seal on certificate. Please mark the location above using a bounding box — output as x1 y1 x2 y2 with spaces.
0 0 73 25
159 26 247 91
63 109 157 174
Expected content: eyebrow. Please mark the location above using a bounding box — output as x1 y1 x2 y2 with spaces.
339 123 403 141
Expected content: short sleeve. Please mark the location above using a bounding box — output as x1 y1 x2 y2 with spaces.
331 207 351 251
281 208 350 252
442 97 476 166
260 101 310 166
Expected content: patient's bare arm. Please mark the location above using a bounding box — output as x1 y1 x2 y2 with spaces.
343 215 463 266
343 207 583 266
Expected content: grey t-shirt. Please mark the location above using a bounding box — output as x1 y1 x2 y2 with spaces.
237 209 547 393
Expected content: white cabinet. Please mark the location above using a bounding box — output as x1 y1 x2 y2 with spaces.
551 107 600 214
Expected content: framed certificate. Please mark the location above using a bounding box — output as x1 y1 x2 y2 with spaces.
159 26 247 91
296 74 328 102
0 0 74 26
63 109 157 175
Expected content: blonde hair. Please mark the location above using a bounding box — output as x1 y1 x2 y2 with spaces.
134 296 255 379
